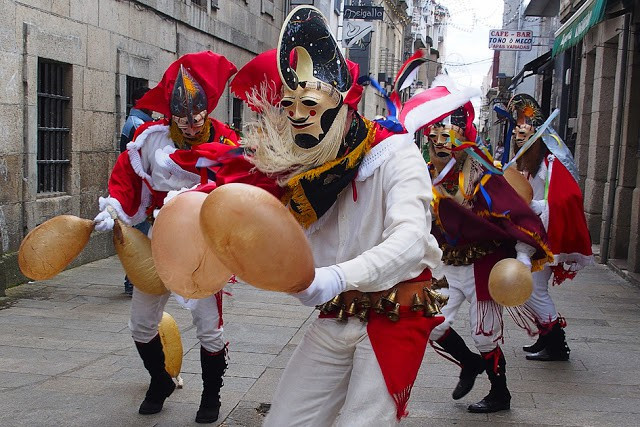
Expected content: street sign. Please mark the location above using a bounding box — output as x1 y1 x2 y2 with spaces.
488 29 533 51
342 21 374 48
343 5 384 21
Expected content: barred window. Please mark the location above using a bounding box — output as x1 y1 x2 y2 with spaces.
126 76 148 117
37 59 71 194
232 97 243 133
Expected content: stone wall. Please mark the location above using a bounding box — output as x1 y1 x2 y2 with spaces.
0 0 285 294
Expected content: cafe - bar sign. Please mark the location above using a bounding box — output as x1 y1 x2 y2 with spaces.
343 5 384 21
489 29 533 51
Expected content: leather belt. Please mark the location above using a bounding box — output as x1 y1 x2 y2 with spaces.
341 280 430 308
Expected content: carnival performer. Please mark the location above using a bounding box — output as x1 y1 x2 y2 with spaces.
93 51 239 423
227 7 478 425
508 94 593 361
420 85 554 413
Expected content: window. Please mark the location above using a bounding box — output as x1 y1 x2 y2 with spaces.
192 0 207 8
232 97 243 132
37 59 71 194
126 76 148 117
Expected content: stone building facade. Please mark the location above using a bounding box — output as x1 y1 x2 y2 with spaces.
0 0 287 292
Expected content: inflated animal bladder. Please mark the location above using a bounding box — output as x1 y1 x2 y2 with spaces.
158 311 183 378
503 168 533 204
18 215 94 280
488 258 533 307
199 183 314 293
113 220 167 295
151 191 232 299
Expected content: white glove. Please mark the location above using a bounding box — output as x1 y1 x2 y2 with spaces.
93 209 115 232
530 199 546 215
292 265 347 307
515 241 535 268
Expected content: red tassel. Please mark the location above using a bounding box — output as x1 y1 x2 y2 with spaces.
482 346 502 374
392 384 413 420
475 300 504 342
215 291 224 328
551 264 577 286
351 179 358 202
506 305 539 336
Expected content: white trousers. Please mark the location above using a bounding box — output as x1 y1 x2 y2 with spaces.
264 318 398 427
429 264 502 353
129 287 225 353
524 266 557 325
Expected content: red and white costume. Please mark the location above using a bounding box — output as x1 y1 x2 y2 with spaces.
525 150 594 328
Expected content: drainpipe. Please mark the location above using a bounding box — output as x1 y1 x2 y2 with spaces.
21 23 30 239
600 13 631 264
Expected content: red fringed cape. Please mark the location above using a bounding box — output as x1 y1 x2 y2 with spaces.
432 174 554 336
544 156 593 284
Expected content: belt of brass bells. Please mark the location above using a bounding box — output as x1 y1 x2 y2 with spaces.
440 240 501 266
316 286 449 323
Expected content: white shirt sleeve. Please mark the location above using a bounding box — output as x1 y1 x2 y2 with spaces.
337 143 442 292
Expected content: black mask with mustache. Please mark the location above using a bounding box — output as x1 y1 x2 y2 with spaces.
292 104 342 149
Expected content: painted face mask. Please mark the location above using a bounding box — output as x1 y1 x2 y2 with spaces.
170 65 208 142
281 80 342 148
507 93 544 153
513 123 536 148
277 6 352 149
428 124 465 170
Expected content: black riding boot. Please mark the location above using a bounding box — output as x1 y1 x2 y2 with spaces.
468 347 511 413
523 333 546 353
436 328 485 400
135 334 176 415
527 322 570 361
195 346 227 424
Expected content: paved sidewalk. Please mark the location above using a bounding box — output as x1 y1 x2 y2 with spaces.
0 256 639 426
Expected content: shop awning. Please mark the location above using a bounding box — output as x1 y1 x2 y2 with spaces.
509 50 553 90
552 0 607 56
524 0 560 17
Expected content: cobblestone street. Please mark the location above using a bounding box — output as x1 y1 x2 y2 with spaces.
0 256 639 426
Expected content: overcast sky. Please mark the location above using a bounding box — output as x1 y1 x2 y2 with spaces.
436 0 504 89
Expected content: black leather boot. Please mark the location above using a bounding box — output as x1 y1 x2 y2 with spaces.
195 346 227 424
436 328 485 400
468 347 511 413
523 333 546 353
527 322 570 361
135 334 176 415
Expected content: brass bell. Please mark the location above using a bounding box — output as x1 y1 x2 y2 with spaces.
381 288 398 308
423 291 439 317
345 299 358 316
336 304 348 322
425 287 449 307
387 302 400 322
327 294 343 311
373 297 386 314
359 293 372 309
410 293 425 312
356 308 369 323
318 302 330 314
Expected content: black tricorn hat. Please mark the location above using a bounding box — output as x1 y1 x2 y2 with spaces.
277 6 352 94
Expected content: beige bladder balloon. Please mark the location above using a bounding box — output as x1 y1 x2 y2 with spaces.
199 183 314 293
488 258 533 307
151 191 232 299
158 312 183 378
18 215 94 280
113 220 167 295
503 168 533 204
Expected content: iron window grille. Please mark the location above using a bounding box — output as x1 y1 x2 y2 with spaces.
126 76 149 117
37 58 71 194
232 97 243 133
